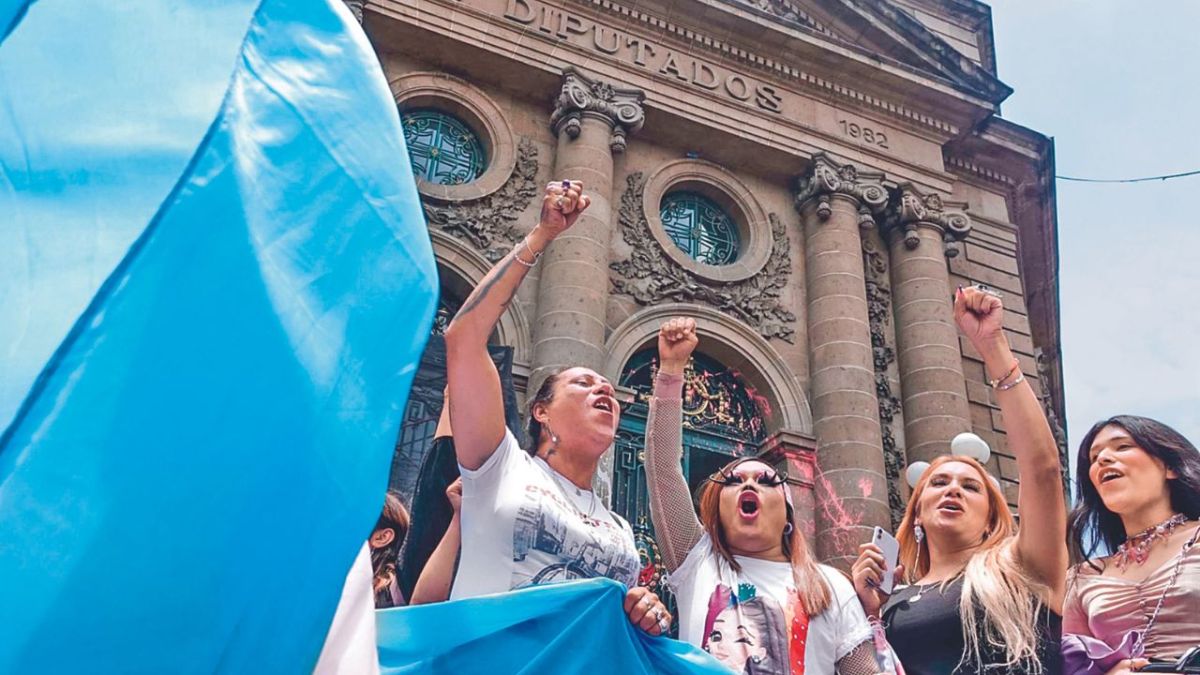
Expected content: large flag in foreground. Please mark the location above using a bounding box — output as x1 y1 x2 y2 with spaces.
378 579 729 675
0 0 437 671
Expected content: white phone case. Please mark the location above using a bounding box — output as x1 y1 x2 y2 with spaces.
872 526 900 594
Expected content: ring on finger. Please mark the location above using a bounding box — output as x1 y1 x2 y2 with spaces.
658 617 669 633
653 607 663 621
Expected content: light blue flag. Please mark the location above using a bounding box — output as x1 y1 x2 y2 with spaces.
377 579 730 674
0 0 437 672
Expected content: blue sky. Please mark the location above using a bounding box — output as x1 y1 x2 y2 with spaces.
989 1 1200 474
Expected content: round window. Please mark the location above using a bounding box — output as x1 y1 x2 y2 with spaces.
401 109 487 185
659 192 740 266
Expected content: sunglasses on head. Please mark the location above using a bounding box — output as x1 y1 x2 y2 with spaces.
707 467 788 488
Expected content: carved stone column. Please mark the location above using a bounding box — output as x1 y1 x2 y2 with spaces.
883 185 973 463
760 430 819 544
531 68 644 388
794 154 891 565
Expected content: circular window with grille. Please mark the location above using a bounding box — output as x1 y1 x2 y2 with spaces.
401 109 487 186
659 192 741 266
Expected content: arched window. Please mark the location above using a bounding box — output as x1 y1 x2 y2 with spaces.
401 109 486 185
659 192 740 266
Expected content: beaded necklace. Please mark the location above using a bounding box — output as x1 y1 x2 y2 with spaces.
1113 513 1188 571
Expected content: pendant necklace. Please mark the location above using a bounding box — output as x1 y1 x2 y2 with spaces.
545 462 599 522
906 575 960 604
1113 513 1188 571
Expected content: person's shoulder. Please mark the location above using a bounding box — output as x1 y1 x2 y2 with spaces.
460 426 526 479
815 564 856 597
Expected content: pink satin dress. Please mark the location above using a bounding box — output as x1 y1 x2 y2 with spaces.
1063 530 1200 659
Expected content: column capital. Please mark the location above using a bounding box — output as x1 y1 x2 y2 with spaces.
885 184 972 257
794 153 890 221
549 67 645 154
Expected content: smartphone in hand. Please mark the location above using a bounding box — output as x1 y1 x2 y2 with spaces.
872 526 900 594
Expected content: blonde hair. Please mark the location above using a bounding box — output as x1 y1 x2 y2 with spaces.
897 455 1049 674
698 457 830 616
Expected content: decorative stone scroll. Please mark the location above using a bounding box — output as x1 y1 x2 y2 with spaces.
885 184 972 257
863 237 906 528
550 68 646 154
794 153 889 220
611 173 797 342
421 138 539 262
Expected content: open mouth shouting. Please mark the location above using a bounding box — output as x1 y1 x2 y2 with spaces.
738 490 761 521
592 396 616 416
936 499 965 515
1098 468 1124 485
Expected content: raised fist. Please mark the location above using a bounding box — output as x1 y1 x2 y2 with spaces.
657 317 698 375
953 285 1005 350
538 179 591 237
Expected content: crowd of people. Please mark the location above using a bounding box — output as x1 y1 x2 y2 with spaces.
375 180 1200 674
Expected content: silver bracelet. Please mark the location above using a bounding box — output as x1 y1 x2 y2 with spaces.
996 371 1025 391
513 238 542 268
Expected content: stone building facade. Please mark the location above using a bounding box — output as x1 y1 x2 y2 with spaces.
362 0 1066 570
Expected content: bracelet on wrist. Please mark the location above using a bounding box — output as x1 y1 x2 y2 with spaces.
995 371 1025 392
986 358 1018 388
513 238 543 268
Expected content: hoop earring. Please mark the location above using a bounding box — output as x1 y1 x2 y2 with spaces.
783 522 793 536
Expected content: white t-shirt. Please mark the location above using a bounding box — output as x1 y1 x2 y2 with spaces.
667 533 873 675
450 428 640 600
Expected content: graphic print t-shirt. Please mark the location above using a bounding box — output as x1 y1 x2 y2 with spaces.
450 428 639 600
668 534 873 674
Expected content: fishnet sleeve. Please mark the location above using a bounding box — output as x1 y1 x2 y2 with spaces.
644 371 704 572
835 640 882 675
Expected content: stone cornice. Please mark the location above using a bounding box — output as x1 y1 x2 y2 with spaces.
944 155 1017 188
573 0 961 135
549 67 645 153
794 153 890 219
884 183 972 257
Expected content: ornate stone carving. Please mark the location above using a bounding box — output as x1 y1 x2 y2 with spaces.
343 0 365 22
794 153 889 219
863 236 906 528
885 184 973 257
610 173 797 342
550 68 645 154
733 0 835 36
422 138 539 262
1035 347 1070 477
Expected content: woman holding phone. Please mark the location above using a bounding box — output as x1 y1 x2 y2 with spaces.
850 286 1068 674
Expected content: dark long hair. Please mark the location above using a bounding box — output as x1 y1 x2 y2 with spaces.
525 369 563 456
1068 415 1200 565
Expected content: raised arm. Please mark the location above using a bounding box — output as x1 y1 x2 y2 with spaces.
954 286 1067 609
409 479 462 605
444 181 590 470
643 318 704 571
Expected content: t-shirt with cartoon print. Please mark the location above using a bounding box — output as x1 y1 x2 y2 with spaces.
667 533 874 675
450 428 640 600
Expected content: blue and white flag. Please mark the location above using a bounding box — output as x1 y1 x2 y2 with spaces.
0 0 437 671
377 579 729 675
